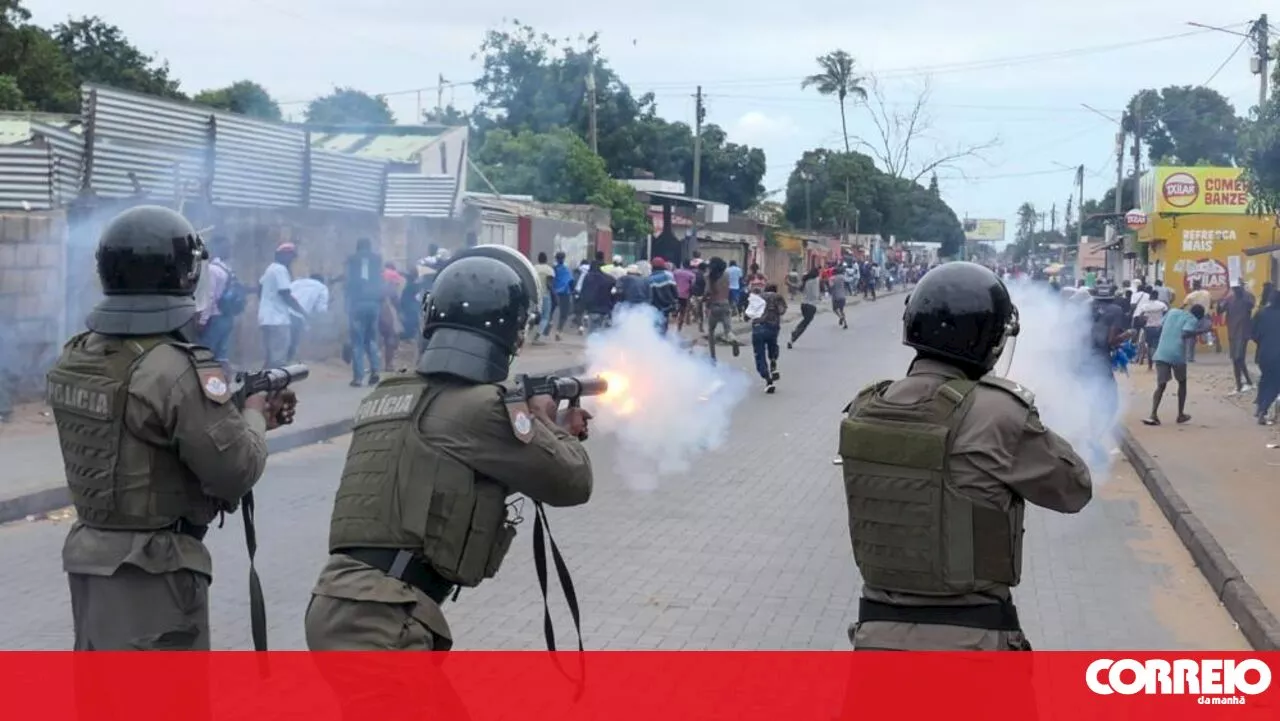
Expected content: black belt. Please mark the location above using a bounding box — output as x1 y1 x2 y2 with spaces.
858 597 1023 632
339 548 456 605
171 519 209 541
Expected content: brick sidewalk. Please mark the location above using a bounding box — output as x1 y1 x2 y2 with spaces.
1121 356 1280 647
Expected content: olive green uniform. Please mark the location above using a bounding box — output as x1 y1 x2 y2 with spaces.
305 373 593 651
49 332 269 650
839 358 1092 651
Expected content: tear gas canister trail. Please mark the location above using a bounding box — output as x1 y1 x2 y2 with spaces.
582 304 749 489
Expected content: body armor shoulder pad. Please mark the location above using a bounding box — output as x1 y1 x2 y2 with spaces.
977 375 1035 408
62 331 92 352
843 379 893 414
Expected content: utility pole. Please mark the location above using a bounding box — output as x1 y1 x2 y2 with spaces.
1131 95 1143 213
1253 14 1271 107
692 86 705 199
585 56 598 154
1075 164 1085 248
437 74 446 116
1114 113 1128 216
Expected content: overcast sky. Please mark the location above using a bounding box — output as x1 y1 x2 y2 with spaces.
30 1 1277 242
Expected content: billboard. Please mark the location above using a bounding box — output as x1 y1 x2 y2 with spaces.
1153 166 1251 214
963 218 1006 243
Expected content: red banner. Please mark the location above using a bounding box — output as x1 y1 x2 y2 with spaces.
1 652 1275 720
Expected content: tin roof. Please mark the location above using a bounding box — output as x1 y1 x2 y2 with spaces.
307 124 461 163
0 113 80 146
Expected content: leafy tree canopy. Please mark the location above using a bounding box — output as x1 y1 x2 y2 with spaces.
0 74 28 110
53 15 183 100
784 148 965 257
193 80 282 121
471 127 651 241
1126 86 1240 166
470 20 766 211
305 87 395 125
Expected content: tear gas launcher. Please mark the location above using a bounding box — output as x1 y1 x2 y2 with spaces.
508 373 609 440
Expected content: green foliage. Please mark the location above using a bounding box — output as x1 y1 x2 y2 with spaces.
800 49 867 152
1241 97 1280 213
53 16 183 99
784 148 965 256
0 74 29 110
193 80 281 121
0 2 79 113
472 128 651 240
305 87 395 125
423 104 469 126
470 19 766 211
1126 86 1240 166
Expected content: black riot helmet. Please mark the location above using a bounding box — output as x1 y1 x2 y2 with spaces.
85 205 208 337
417 255 531 383
902 261 1019 372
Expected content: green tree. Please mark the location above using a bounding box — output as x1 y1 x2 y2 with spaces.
471 128 651 241
1126 86 1241 166
194 80 281 120
1241 97 1280 212
53 16 183 99
800 50 867 153
0 1 78 112
305 87 395 125
783 148 965 256
1016 202 1037 242
423 104 469 126
0 74 29 110
470 20 767 211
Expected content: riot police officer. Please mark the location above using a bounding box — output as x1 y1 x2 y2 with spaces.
838 261 1093 651
48 205 295 651
304 252 594 651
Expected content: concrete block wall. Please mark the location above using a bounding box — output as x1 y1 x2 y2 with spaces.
0 211 68 402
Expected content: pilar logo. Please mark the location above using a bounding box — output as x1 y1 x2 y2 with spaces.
1086 658 1271 704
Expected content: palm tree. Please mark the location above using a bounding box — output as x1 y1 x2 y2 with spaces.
801 50 867 153
1016 202 1038 241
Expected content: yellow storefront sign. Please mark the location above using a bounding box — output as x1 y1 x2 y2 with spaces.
1150 166 1251 215
1141 214 1275 301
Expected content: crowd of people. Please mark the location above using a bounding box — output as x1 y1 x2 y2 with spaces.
183 237 942 401
1057 274 1280 429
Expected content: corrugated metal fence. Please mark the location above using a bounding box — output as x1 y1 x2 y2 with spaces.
83 85 389 212
384 174 460 218
0 145 52 210
0 84 416 213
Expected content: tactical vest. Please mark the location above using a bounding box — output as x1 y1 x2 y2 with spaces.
46 333 222 531
839 376 1026 597
328 373 516 587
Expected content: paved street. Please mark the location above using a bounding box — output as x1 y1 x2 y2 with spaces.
0 294 1246 650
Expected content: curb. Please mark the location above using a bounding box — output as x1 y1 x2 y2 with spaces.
1118 427 1280 650
0 364 589 527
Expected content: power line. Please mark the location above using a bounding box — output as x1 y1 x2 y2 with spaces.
1204 34 1252 85
635 25 1245 90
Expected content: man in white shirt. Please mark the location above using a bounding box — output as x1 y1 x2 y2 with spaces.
259 243 307 368
287 273 330 362
1136 291 1169 370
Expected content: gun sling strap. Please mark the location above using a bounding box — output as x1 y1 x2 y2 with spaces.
243 490 268 653
532 501 586 694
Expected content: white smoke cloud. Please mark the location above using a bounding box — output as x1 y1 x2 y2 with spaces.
1000 280 1123 484
582 304 750 489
